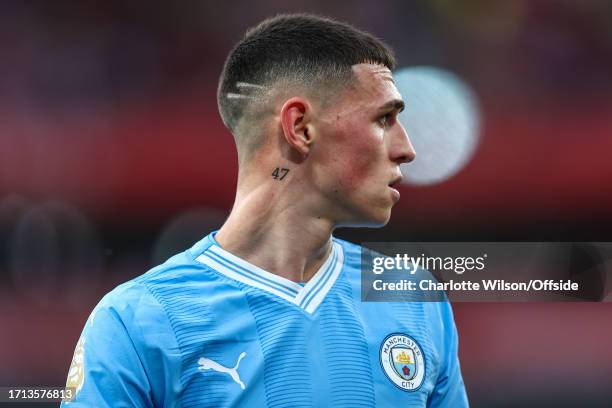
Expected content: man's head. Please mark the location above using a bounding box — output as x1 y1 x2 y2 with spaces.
218 14 415 226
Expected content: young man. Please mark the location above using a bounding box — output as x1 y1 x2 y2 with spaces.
63 14 468 407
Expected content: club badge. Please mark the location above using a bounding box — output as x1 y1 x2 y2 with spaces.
380 333 425 391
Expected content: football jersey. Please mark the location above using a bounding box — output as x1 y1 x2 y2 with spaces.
62 232 468 407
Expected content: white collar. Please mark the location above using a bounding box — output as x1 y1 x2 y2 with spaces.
195 241 344 314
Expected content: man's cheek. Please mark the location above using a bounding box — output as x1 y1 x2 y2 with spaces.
343 154 376 189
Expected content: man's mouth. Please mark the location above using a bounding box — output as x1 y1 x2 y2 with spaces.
388 175 403 201
388 175 403 189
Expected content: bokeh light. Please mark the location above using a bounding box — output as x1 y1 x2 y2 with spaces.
394 66 481 186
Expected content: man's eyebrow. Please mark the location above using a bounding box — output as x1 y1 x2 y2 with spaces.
378 99 405 113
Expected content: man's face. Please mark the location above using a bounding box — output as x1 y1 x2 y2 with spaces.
310 63 416 226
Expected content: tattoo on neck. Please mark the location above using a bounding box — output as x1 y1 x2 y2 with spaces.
271 167 290 181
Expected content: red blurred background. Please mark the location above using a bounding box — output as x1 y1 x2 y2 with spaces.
1 1 612 406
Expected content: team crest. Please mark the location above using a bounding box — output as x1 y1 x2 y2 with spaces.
380 333 425 391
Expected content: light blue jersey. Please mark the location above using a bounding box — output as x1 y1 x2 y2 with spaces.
62 232 468 407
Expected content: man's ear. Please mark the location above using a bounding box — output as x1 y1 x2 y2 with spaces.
280 97 314 157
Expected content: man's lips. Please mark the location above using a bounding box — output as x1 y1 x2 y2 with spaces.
388 175 403 201
388 175 403 189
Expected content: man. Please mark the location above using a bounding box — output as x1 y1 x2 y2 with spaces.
63 13 468 407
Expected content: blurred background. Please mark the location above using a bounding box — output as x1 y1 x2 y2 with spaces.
1 1 612 406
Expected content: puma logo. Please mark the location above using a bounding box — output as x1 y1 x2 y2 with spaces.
197 352 247 390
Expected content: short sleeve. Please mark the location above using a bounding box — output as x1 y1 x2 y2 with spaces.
61 300 153 407
61 282 182 407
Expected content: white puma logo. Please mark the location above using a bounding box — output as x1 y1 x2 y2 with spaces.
197 352 247 390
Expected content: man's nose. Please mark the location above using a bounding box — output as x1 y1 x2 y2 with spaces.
390 122 416 164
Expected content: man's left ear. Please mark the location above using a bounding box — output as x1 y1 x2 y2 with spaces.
280 97 315 158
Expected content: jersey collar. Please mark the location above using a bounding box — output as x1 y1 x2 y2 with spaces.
195 238 344 314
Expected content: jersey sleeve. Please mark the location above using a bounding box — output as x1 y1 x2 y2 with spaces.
427 301 469 408
61 281 182 407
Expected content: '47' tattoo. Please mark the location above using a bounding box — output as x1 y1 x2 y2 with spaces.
271 167 290 180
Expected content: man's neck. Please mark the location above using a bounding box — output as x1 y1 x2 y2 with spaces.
215 183 335 283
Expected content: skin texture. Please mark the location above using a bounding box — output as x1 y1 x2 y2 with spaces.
216 63 415 282
308 64 415 226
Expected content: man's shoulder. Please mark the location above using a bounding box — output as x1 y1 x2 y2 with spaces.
99 233 229 314
332 238 457 338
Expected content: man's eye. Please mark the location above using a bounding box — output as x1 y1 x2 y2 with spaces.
378 114 393 127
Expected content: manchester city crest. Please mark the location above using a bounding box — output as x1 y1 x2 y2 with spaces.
380 333 425 391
